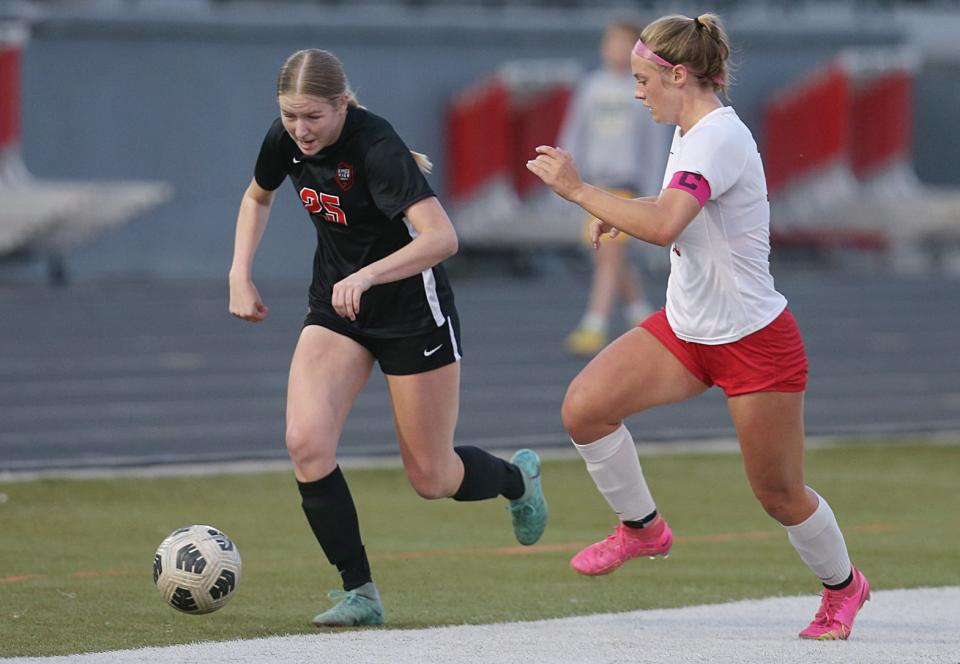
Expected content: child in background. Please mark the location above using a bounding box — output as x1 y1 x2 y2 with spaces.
559 17 671 356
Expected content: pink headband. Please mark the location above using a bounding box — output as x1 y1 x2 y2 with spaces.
632 38 725 86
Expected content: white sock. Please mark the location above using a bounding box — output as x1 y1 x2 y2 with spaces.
785 489 853 586
572 424 656 522
579 311 607 333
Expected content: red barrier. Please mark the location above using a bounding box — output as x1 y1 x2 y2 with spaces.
445 79 511 201
850 70 913 177
762 64 851 195
770 227 889 251
509 84 572 197
0 44 20 149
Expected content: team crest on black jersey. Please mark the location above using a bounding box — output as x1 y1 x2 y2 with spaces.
336 162 354 191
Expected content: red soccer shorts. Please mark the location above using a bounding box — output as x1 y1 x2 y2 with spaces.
640 308 808 397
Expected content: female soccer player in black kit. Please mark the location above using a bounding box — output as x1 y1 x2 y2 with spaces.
228 49 547 627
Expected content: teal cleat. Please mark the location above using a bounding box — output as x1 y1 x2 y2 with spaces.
311 582 385 627
508 449 548 545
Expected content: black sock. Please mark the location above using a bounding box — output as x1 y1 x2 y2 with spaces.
297 466 372 591
623 510 658 529
452 446 525 501
823 571 854 591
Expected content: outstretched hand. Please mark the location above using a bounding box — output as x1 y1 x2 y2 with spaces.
525 145 584 202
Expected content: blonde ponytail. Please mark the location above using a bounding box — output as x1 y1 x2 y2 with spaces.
641 13 733 96
410 151 433 174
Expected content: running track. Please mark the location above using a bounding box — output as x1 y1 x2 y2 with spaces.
2 262 959 473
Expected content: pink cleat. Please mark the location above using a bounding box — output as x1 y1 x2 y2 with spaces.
799 567 871 640
570 518 673 576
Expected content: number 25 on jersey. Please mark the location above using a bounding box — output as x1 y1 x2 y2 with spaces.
299 187 347 226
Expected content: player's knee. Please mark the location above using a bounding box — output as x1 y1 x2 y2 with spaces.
405 461 456 500
284 424 311 460
752 484 804 524
561 381 599 440
285 424 333 470
407 472 452 500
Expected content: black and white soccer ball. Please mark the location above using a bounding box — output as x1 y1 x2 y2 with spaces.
153 525 242 614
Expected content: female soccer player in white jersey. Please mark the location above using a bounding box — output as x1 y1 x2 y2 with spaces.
229 48 547 628
527 13 869 641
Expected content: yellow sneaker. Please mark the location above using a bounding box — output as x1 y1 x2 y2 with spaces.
565 327 607 356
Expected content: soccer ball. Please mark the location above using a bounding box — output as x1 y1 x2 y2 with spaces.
153 525 242 614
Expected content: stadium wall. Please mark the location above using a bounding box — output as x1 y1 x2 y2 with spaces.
16 8 903 279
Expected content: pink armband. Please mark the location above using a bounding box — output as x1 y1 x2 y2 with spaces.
667 171 711 207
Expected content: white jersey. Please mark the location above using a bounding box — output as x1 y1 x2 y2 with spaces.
662 106 787 344
559 69 669 195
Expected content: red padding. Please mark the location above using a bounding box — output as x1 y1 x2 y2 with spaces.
445 79 512 200
0 45 21 149
771 227 889 251
850 70 913 177
509 84 572 197
762 64 851 194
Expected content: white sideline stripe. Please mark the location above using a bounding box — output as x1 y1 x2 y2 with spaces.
2 587 957 664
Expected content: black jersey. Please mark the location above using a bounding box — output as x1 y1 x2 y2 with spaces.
254 106 457 338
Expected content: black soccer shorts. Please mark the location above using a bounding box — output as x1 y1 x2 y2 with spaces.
303 307 462 375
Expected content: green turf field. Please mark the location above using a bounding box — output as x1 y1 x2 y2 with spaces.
1 440 958 658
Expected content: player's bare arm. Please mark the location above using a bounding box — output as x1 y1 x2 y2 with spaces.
529 145 701 247
586 195 659 248
578 187 701 247
229 178 275 322
331 196 458 320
